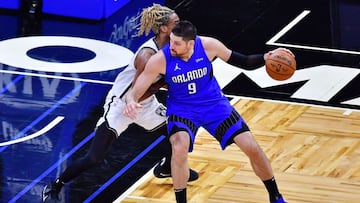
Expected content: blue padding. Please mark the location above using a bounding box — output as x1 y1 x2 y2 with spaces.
42 0 131 20
0 0 21 10
104 0 131 19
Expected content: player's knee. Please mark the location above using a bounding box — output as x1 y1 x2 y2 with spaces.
170 132 189 157
234 131 262 157
247 143 263 159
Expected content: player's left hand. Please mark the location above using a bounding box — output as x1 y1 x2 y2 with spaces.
265 48 295 60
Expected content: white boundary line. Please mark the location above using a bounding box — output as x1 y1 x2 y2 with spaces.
0 69 114 85
267 10 311 44
0 116 64 146
227 94 359 115
267 10 360 55
112 165 156 203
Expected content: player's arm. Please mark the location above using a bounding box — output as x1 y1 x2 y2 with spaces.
201 36 265 70
133 48 166 101
201 36 294 70
133 47 156 84
124 51 166 119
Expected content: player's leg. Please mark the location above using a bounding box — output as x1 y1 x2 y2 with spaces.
138 97 198 182
166 114 198 203
169 130 190 203
153 124 172 175
234 131 274 179
233 130 286 203
42 122 117 202
152 124 199 182
42 95 124 202
207 101 286 203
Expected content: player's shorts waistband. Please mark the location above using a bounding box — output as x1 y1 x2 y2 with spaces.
118 94 155 105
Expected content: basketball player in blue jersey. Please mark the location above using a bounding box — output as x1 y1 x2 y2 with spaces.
124 20 294 203
42 6 198 203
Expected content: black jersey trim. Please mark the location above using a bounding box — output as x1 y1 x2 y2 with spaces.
168 114 197 136
215 109 241 142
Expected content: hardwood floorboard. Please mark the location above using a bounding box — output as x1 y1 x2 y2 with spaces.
119 98 360 202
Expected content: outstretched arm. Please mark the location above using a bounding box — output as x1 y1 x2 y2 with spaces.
201 36 294 70
226 48 295 70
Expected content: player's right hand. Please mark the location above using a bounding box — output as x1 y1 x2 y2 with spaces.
123 102 143 120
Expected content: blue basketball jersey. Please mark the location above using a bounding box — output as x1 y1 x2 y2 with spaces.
163 36 227 113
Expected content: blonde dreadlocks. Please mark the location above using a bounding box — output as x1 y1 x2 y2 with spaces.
135 4 175 36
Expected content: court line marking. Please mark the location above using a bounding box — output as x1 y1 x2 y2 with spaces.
8 131 96 203
0 82 86 153
0 69 115 85
0 68 166 201
113 165 155 202
0 75 24 94
0 116 64 147
0 68 121 201
266 10 360 55
226 94 360 115
83 135 166 203
5 83 85 202
267 10 310 45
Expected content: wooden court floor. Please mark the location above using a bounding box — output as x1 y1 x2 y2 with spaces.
117 97 360 203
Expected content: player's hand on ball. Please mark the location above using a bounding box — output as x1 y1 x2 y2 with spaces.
265 48 296 81
265 48 295 60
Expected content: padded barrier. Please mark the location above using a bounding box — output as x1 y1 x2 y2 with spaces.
0 0 131 20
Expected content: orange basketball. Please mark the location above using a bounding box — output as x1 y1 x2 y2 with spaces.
265 50 296 81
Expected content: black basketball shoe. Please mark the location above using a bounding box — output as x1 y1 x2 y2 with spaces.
153 158 199 182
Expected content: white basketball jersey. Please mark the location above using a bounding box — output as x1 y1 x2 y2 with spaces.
107 37 159 98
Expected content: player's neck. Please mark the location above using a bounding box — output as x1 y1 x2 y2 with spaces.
154 35 169 49
181 48 194 62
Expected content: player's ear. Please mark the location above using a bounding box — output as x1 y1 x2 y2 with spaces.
188 39 195 47
159 24 168 33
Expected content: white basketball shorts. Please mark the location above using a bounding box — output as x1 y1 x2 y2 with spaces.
96 94 166 137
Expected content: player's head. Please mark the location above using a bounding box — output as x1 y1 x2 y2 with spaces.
136 4 179 37
171 20 197 41
169 20 197 57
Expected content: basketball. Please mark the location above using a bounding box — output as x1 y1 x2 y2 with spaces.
265 50 296 81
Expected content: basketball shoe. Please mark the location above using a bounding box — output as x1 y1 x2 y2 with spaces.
153 158 199 182
42 179 63 203
271 195 287 203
